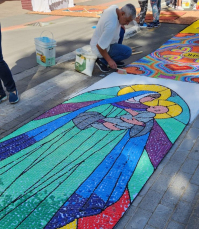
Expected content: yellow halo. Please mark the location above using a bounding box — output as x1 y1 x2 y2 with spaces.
118 85 182 119
150 100 182 119
153 100 182 119
118 84 171 104
118 86 135 95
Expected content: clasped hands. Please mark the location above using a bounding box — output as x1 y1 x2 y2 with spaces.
103 117 144 131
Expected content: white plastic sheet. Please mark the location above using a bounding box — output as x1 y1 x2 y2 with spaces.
79 73 199 122
31 0 74 12
32 0 51 12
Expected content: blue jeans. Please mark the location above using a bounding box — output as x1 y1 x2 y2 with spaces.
151 0 161 22
0 25 16 96
100 27 132 65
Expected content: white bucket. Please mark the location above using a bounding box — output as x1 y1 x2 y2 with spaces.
182 0 191 8
34 31 56 67
75 46 97 77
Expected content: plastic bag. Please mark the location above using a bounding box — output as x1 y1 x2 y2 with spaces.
124 20 140 40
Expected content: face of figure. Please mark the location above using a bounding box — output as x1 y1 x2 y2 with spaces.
147 106 169 114
119 12 133 25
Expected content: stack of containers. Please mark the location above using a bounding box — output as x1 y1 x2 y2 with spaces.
34 31 57 67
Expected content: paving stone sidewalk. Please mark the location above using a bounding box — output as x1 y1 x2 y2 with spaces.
115 116 199 229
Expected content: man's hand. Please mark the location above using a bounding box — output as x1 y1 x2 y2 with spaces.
96 44 117 69
108 59 117 69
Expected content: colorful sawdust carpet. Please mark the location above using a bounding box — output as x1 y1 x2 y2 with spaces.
124 22 199 84
137 10 198 25
29 5 198 23
136 11 186 23
0 84 189 228
29 5 107 18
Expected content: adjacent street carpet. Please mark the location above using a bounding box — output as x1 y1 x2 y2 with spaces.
136 11 186 23
137 10 198 25
124 21 199 84
29 6 198 24
28 5 107 18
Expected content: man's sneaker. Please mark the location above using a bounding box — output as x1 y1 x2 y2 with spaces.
9 90 19 104
175 6 184 10
139 23 148 28
156 20 161 27
147 21 160 29
0 94 7 103
96 59 110 73
116 61 125 67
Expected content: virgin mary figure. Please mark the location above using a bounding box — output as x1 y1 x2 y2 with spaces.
0 85 185 229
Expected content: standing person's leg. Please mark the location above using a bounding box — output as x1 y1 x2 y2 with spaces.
173 0 177 7
151 0 159 22
157 0 161 23
192 0 197 9
147 0 160 28
0 26 8 101
176 0 184 10
139 0 148 25
0 25 19 103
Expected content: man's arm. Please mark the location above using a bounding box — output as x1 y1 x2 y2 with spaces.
96 44 117 69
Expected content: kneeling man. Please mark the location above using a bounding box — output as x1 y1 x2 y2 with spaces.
90 4 136 72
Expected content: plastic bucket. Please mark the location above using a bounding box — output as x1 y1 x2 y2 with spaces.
34 31 56 67
182 0 191 8
75 46 97 77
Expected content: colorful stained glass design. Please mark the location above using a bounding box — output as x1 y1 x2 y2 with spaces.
0 84 190 228
124 33 199 84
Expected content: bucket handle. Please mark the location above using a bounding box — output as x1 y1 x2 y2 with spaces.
40 30 54 40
